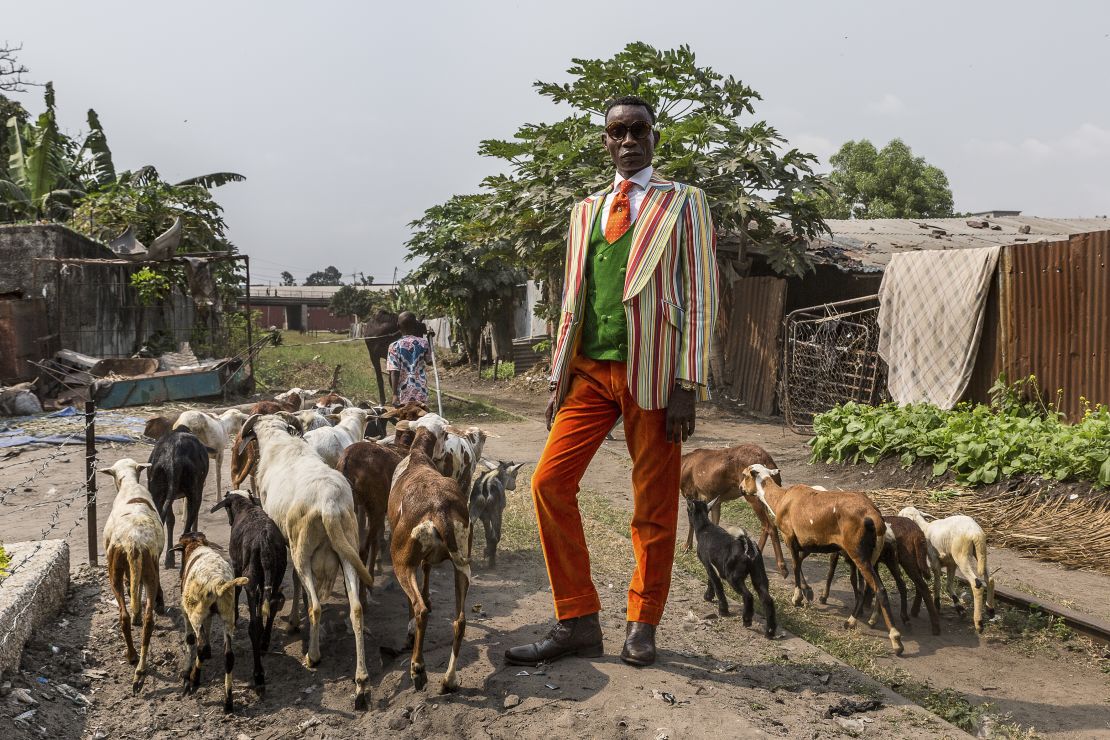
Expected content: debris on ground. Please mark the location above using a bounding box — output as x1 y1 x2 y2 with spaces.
826 698 884 717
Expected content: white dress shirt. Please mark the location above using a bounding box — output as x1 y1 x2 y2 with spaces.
601 165 653 231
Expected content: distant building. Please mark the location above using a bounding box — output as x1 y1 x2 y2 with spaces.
241 284 397 333
968 209 1022 218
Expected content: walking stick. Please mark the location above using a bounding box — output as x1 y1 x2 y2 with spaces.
428 331 444 417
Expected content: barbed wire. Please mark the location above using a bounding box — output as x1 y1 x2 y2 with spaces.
0 423 93 504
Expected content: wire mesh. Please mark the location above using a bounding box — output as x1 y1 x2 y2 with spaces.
780 295 887 433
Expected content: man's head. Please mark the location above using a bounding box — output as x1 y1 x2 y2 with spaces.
398 311 422 336
602 95 660 179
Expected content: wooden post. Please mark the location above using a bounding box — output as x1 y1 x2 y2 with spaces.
84 400 98 567
243 255 255 384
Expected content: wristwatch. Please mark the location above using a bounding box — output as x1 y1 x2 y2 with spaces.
675 379 699 392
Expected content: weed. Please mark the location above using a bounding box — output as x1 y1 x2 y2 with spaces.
0 543 9 579
480 362 515 381
920 688 989 733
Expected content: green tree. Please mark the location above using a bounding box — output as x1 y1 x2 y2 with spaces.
475 43 828 316
404 194 524 361
328 284 381 319
280 270 296 286
817 139 955 219
304 266 342 286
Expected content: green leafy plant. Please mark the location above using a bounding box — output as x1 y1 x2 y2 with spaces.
531 338 551 354
480 361 515 380
811 376 1110 488
0 543 10 579
129 267 171 305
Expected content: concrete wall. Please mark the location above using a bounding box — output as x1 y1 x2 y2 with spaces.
0 224 195 358
0 540 70 675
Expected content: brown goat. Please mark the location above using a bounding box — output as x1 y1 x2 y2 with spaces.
680 444 789 578
230 412 304 495
387 413 471 693
143 414 179 441
248 400 291 416
741 464 904 655
822 515 942 636
339 441 402 603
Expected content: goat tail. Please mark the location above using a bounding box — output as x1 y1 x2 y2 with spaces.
972 532 988 590
217 577 250 597
439 513 472 579
322 508 375 588
862 517 881 566
126 545 143 618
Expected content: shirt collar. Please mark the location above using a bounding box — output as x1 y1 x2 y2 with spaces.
613 165 654 192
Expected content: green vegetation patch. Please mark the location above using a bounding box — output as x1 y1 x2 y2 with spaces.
811 377 1110 488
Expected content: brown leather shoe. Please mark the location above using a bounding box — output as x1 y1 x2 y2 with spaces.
620 621 656 666
504 613 604 666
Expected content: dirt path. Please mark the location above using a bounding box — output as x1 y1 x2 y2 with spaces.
2 387 1108 737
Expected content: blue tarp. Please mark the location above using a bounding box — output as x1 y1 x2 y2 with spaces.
0 408 146 448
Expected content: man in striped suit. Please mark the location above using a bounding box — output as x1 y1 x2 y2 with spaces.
506 95 718 668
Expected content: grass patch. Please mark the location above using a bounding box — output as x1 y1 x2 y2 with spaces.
480 362 515 381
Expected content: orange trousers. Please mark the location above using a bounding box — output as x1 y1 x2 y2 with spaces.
531 355 681 625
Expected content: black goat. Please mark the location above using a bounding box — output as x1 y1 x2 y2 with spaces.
687 497 777 638
147 428 209 568
469 460 523 567
211 490 288 697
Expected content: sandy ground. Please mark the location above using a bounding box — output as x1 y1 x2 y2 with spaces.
1 382 1109 738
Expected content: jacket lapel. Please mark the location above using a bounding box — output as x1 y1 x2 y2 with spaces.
568 188 609 299
624 176 685 300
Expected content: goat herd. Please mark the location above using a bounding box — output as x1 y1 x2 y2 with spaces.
95 387 997 716
102 388 517 712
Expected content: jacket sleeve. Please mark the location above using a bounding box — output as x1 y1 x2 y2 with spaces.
674 186 718 399
549 202 582 384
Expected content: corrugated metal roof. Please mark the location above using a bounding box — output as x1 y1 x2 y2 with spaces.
802 216 1110 272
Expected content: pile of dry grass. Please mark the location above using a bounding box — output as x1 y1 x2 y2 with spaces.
865 483 1110 575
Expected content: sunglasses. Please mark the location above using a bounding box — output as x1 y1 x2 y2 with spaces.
604 121 654 140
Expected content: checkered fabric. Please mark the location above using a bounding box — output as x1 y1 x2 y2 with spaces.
877 246 1002 408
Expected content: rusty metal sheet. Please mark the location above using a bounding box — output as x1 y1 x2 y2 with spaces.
0 298 56 383
1001 230 1110 421
719 276 786 415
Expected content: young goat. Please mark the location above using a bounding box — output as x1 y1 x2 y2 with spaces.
388 413 471 693
239 413 376 709
822 515 942 636
147 428 209 568
172 408 248 500
338 440 402 600
468 460 524 567
686 496 777 638
173 531 249 713
303 406 371 468
899 506 995 633
680 444 789 578
742 464 904 655
211 491 288 697
100 458 164 694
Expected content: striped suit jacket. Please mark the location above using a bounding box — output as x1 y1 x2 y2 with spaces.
550 173 718 411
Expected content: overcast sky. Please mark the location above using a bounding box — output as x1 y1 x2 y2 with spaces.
7 1 1109 284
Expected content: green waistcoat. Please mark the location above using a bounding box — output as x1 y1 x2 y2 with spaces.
580 206 632 361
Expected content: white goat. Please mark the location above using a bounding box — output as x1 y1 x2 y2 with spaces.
100 458 164 694
239 414 376 709
303 407 371 468
899 506 996 632
173 531 249 713
296 408 333 432
275 387 317 410
173 408 248 500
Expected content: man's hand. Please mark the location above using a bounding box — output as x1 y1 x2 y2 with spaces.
545 392 557 431
666 385 696 444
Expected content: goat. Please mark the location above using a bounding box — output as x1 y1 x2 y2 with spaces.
686 496 777 637
295 408 333 432
143 414 179 441
680 445 789 578
172 408 248 501
303 406 371 468
146 428 209 568
211 491 288 696
230 411 303 495
99 458 164 694
316 391 353 409
172 531 249 713
741 464 904 655
469 460 523 567
822 515 942 636
274 387 317 411
899 506 995 633
388 413 471 693
248 400 288 416
239 413 376 709
338 440 402 601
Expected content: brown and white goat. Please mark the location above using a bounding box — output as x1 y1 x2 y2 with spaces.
100 458 164 694
230 411 303 495
680 444 789 578
741 464 904 655
388 412 471 693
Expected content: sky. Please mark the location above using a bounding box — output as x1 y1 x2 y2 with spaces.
6 1 1109 284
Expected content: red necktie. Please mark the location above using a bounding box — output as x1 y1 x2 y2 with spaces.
604 179 636 244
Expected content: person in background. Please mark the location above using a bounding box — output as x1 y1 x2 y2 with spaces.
387 311 431 407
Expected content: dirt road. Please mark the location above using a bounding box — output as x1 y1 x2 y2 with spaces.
2 387 1108 738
